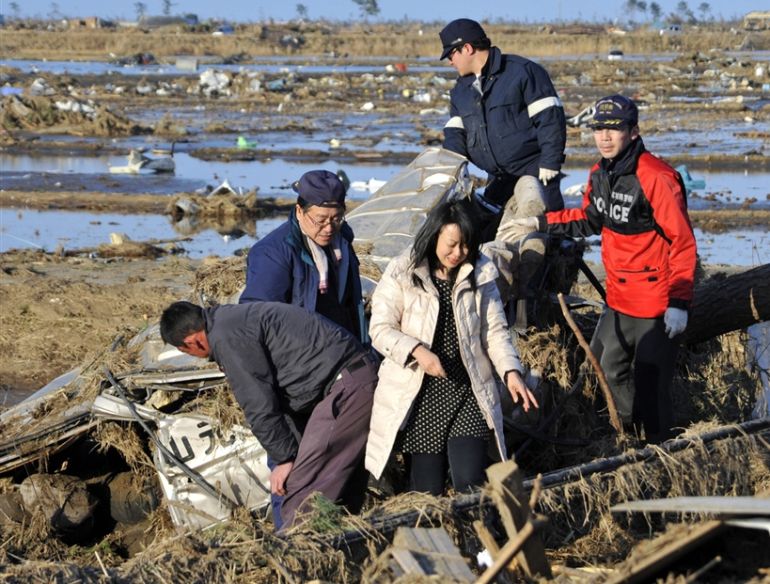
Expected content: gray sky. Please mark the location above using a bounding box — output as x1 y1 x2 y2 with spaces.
10 0 761 23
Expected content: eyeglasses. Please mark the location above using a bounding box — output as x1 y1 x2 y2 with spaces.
303 211 345 229
448 45 463 61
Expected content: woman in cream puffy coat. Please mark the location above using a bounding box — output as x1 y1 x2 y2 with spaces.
365 198 538 494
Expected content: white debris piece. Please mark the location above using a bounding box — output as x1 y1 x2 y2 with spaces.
419 107 449 116
54 99 95 116
350 177 387 193
198 69 232 97
29 77 54 96
109 233 131 245
563 183 586 197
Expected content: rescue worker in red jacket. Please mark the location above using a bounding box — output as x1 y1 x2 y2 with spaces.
506 95 697 442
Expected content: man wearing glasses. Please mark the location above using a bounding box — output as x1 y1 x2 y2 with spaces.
240 170 367 345
240 169 368 529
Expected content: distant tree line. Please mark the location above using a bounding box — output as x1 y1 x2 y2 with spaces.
624 0 713 24
0 0 730 25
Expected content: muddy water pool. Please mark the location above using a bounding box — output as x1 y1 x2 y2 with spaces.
0 208 283 257
558 165 770 209
580 227 767 266
0 152 406 199
2 151 768 207
1 206 766 266
2 58 449 77
7 52 770 77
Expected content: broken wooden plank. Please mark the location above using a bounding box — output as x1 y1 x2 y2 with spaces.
611 496 770 516
485 460 552 578
472 520 500 560
604 520 724 584
389 527 475 582
474 517 548 584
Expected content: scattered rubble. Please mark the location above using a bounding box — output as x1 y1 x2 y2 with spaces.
1 94 150 136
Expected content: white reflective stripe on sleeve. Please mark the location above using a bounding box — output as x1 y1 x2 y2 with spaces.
444 116 464 130
527 96 562 118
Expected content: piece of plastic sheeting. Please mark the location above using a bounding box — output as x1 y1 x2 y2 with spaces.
91 393 163 423
349 186 450 216
128 323 209 370
347 148 472 271
0 367 82 423
152 414 270 530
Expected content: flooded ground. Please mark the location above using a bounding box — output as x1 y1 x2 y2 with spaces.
0 151 406 198
0 208 281 258
5 50 770 76
2 207 767 266
1 24 769 583
3 152 769 206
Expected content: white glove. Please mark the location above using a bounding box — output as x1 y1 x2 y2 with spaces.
538 167 559 186
663 307 688 339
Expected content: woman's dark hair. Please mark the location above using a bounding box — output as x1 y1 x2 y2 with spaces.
160 301 205 347
410 197 481 287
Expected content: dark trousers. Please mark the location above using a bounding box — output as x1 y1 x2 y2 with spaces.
590 307 680 443
408 437 489 496
280 356 378 529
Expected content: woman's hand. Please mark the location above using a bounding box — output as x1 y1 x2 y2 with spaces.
506 370 539 412
412 344 446 378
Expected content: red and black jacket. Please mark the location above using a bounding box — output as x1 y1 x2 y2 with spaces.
542 138 696 318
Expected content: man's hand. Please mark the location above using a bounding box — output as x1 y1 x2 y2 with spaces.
663 307 688 339
270 461 294 496
412 344 446 378
538 167 559 186
505 370 539 412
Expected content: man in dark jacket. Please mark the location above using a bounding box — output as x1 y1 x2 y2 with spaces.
439 18 567 235
159 300 378 529
505 95 697 443
239 170 367 344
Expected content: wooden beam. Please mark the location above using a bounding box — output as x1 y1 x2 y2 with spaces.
605 521 724 584
485 460 552 578
475 518 548 584
473 520 501 560
611 496 770 516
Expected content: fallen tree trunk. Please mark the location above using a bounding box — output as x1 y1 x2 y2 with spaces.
331 418 770 548
684 263 770 345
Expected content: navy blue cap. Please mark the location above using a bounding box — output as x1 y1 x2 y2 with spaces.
590 94 639 129
439 19 489 60
293 170 346 207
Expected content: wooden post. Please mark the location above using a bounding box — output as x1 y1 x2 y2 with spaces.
474 518 548 584
485 460 552 578
558 292 624 435
473 520 501 560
